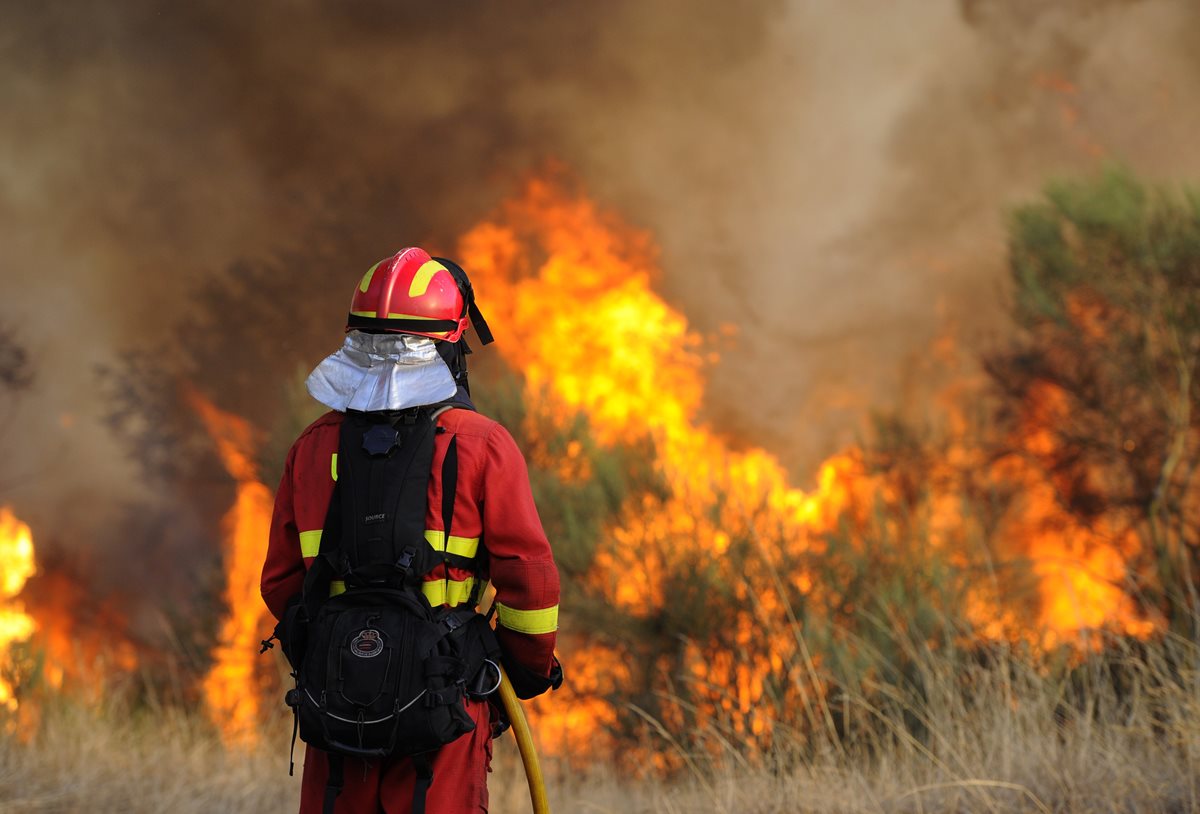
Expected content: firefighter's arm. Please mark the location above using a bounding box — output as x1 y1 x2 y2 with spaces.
482 423 563 699
261 443 305 621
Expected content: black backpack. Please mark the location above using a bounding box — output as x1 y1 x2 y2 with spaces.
272 406 501 814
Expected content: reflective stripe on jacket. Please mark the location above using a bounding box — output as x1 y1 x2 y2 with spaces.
261 407 560 677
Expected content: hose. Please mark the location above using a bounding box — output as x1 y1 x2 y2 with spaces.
477 580 551 813
495 663 551 814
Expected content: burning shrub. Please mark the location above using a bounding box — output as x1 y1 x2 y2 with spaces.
988 167 1200 630
62 166 1196 769
448 170 1195 765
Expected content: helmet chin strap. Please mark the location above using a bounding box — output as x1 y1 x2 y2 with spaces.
430 256 495 398
433 257 494 347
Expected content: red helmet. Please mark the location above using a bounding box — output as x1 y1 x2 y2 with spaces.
346 247 491 344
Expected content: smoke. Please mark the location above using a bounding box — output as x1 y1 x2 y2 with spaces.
554 0 1200 466
1 0 1199 627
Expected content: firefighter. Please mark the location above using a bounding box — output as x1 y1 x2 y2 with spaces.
261 247 562 813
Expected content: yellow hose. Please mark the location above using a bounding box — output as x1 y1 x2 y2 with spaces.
496 664 550 814
478 580 551 813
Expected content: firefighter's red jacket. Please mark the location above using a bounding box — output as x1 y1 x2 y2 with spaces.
261 407 560 682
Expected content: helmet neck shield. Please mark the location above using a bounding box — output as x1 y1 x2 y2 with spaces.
306 332 457 413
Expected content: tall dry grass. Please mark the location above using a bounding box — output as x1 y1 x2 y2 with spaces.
2 629 1196 814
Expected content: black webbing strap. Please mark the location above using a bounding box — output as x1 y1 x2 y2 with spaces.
299 466 343 622
288 706 298 776
323 753 344 814
316 450 343 561
437 412 488 610
437 434 459 607
411 752 435 814
346 313 460 334
466 300 494 345
441 435 458 543
432 256 494 345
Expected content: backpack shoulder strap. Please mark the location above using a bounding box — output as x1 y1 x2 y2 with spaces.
299 456 343 613
336 408 439 586
435 431 480 577
441 434 457 543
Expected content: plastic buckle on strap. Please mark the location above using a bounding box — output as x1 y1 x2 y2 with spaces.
395 546 416 571
443 613 463 632
425 685 462 708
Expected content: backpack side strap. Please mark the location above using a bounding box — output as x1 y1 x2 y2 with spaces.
411 751 435 814
322 752 344 814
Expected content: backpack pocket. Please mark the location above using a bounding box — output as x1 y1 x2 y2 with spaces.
274 596 309 673
293 589 476 758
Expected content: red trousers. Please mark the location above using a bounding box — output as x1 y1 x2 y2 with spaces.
299 698 493 813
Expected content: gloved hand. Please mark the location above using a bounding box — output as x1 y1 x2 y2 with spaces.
504 653 564 700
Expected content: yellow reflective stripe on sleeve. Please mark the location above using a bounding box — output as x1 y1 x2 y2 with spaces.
330 580 346 597
421 578 476 608
408 261 447 297
423 530 480 559
331 453 338 482
496 603 559 635
299 530 323 558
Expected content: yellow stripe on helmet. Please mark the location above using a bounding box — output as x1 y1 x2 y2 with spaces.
358 259 385 294
408 260 448 298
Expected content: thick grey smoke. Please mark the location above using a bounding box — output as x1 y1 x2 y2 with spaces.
560 0 1200 466
1 0 1198 627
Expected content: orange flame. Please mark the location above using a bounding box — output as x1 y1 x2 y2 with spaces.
0 508 140 727
456 176 1158 753
191 392 276 746
0 508 36 716
458 179 880 751
161 175 1156 757
24 568 139 693
979 380 1157 647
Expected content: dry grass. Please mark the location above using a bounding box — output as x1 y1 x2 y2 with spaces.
1 634 1198 814
0 702 298 813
